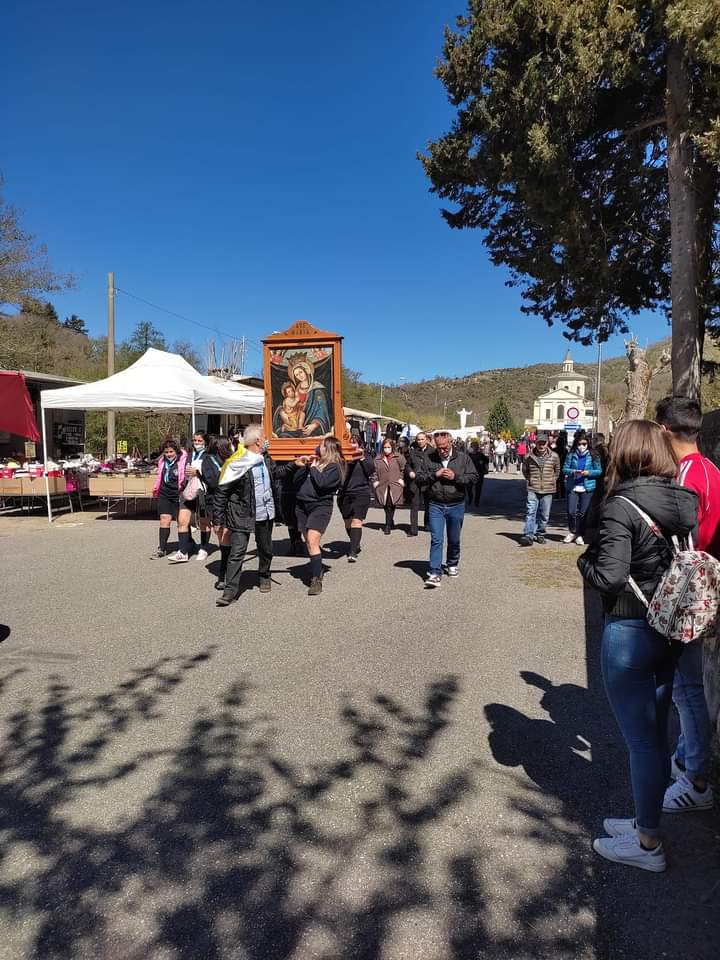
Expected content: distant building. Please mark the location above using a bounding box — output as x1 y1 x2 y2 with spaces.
525 351 596 435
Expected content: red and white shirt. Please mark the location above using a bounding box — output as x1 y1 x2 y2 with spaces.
677 452 720 559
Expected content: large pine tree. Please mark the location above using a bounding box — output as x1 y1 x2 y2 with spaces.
421 1 720 399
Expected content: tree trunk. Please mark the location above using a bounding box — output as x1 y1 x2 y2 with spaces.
666 43 703 400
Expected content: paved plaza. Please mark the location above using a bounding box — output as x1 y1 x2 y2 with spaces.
1 475 717 960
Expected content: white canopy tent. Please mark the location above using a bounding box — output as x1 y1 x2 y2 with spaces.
39 348 264 522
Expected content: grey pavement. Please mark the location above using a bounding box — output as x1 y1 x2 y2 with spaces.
0 475 717 960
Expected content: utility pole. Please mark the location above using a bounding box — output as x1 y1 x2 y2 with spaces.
107 272 116 458
379 382 384 418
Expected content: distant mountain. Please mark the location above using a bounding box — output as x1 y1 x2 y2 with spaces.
344 340 675 429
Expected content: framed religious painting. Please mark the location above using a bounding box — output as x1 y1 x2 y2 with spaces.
263 321 351 460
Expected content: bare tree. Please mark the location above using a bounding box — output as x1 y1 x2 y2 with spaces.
622 335 671 420
0 180 74 306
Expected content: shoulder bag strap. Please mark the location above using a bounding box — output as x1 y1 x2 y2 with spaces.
613 495 680 606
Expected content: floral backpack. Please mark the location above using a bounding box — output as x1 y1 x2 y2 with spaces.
616 496 720 644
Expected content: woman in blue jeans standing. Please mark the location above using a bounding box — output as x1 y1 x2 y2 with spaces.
562 431 602 545
578 420 697 872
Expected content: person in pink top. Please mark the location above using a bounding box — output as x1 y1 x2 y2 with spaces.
656 396 718 814
516 438 528 473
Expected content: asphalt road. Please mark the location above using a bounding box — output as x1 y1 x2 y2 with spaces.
0 474 717 960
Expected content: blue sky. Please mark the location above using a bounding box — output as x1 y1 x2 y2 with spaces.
4 0 668 382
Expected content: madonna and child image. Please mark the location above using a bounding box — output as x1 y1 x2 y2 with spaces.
270 347 334 438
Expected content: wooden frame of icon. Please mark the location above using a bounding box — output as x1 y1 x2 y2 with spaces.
263 321 351 461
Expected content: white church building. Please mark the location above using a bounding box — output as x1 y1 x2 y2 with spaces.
525 351 595 435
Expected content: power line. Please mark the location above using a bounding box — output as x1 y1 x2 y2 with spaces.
115 286 261 348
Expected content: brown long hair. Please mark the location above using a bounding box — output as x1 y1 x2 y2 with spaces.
316 435 346 480
605 420 678 497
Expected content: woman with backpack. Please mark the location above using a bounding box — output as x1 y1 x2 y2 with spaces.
293 435 345 595
562 431 602 545
577 420 698 873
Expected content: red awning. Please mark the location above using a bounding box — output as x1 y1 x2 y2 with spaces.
0 372 41 441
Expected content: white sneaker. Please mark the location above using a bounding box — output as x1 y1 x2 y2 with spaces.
197 548 209 561
603 817 635 837
425 573 441 588
593 833 666 872
663 775 714 813
446 566 459 577
575 536 585 545
167 552 189 564
563 533 576 544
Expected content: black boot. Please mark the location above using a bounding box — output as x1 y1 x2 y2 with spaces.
308 576 323 596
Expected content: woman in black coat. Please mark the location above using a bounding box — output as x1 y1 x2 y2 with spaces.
578 420 697 873
293 436 345 595
336 439 376 562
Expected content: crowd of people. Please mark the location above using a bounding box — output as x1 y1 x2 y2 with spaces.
148 401 718 874
150 426 483 596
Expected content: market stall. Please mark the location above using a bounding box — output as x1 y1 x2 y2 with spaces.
39 348 263 522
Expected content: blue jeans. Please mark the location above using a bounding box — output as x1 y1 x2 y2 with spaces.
567 488 593 536
428 501 465 574
523 490 552 538
673 641 712 778
601 617 680 836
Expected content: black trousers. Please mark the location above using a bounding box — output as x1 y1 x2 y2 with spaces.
466 476 484 507
408 483 427 534
224 519 273 600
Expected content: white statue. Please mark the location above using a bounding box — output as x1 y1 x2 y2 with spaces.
457 407 472 429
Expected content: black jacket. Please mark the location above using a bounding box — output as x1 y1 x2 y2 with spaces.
406 444 431 487
578 477 698 616
200 454 221 495
339 454 375 497
418 448 478 505
294 463 342 505
469 450 489 477
213 454 285 532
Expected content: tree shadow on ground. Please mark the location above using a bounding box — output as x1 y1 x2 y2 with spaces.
485 587 720 959
0 652 625 960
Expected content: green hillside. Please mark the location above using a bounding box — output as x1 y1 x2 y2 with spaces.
344 340 677 430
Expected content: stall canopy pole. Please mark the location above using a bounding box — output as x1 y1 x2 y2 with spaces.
191 393 196 434
41 401 52 524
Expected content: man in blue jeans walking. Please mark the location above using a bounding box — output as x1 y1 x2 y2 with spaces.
521 437 560 545
420 431 477 588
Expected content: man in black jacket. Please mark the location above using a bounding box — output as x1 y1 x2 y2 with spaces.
419 430 478 587
407 431 432 534
213 424 284 607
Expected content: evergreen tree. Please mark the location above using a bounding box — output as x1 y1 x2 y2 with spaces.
63 314 88 336
126 321 166 355
422 1 720 399
487 397 515 435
